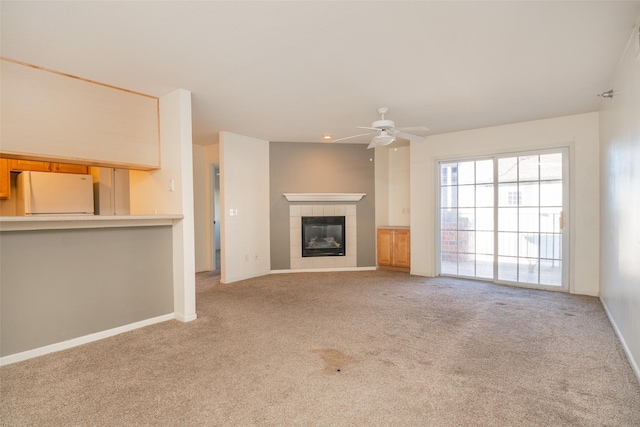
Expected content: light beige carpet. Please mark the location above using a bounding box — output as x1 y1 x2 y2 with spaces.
2 271 639 426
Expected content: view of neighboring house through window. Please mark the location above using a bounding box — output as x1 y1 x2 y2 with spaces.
438 149 568 290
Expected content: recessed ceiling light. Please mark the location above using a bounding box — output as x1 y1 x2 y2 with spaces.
322 134 333 141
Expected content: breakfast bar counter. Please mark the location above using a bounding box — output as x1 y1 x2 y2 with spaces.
0 214 183 232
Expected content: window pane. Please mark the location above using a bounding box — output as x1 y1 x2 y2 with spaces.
458 185 475 207
498 232 518 256
476 231 494 255
441 186 457 208
498 256 518 281
519 258 539 284
498 207 517 232
458 231 475 254
540 259 562 286
441 163 458 186
458 253 475 276
540 233 562 259
540 181 562 207
519 233 538 258
476 184 494 207
476 254 494 279
441 230 458 254
498 183 518 206
518 155 539 181
458 162 475 185
519 208 539 232
519 182 539 207
540 153 562 180
476 159 493 184
458 208 475 230
441 253 457 275
498 157 518 182
540 208 562 232
441 209 457 230
476 208 494 231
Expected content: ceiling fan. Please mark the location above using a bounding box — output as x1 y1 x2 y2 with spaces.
332 107 429 149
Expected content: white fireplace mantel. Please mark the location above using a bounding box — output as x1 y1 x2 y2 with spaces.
283 193 366 202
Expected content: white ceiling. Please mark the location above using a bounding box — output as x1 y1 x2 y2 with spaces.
2 1 639 146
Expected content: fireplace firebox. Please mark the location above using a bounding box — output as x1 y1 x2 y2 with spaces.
301 216 346 257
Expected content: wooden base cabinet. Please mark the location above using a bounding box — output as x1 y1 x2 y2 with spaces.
377 228 410 272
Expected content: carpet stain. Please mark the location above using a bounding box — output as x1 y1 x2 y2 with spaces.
312 349 358 374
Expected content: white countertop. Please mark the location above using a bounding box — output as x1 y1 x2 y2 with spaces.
0 214 184 231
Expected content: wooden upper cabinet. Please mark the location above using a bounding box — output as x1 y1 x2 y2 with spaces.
9 159 51 172
0 159 10 199
50 163 89 174
1 59 160 170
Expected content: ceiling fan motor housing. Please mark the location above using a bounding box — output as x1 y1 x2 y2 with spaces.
372 119 395 130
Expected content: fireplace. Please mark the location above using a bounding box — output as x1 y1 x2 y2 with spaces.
302 216 346 257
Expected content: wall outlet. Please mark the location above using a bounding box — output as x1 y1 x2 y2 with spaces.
169 179 175 192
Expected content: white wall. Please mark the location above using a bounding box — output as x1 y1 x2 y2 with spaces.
374 146 390 228
192 144 209 272
375 143 410 227
130 89 196 322
219 132 270 283
410 112 601 296
599 20 640 380
388 146 411 226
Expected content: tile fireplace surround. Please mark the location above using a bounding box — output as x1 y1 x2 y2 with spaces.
289 204 357 270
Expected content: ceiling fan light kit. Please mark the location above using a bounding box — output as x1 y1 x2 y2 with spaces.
332 107 428 148
371 131 396 146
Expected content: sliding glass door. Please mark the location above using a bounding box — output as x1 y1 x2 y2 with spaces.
438 149 568 291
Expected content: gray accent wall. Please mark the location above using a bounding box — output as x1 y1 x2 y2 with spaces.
269 142 375 270
0 226 173 357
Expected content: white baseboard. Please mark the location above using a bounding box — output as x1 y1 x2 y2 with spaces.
600 297 640 384
175 312 198 322
271 267 376 274
0 313 176 366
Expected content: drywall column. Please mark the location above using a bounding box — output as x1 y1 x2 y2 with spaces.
130 89 196 322
219 132 270 283
168 90 196 322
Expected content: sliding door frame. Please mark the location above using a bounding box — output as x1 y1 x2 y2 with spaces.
435 147 570 292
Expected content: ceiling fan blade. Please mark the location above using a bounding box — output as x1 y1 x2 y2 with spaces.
367 140 378 149
331 132 374 143
393 131 426 142
397 126 430 132
356 126 380 131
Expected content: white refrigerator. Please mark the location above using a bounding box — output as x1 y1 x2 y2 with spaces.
17 171 94 215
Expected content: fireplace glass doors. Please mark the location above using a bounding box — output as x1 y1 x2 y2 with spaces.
301 216 346 257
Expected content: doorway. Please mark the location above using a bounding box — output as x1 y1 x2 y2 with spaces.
210 163 221 271
438 149 568 291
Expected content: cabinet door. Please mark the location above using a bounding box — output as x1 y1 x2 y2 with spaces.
0 159 10 199
394 229 411 268
51 163 89 174
377 229 394 266
9 159 51 172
